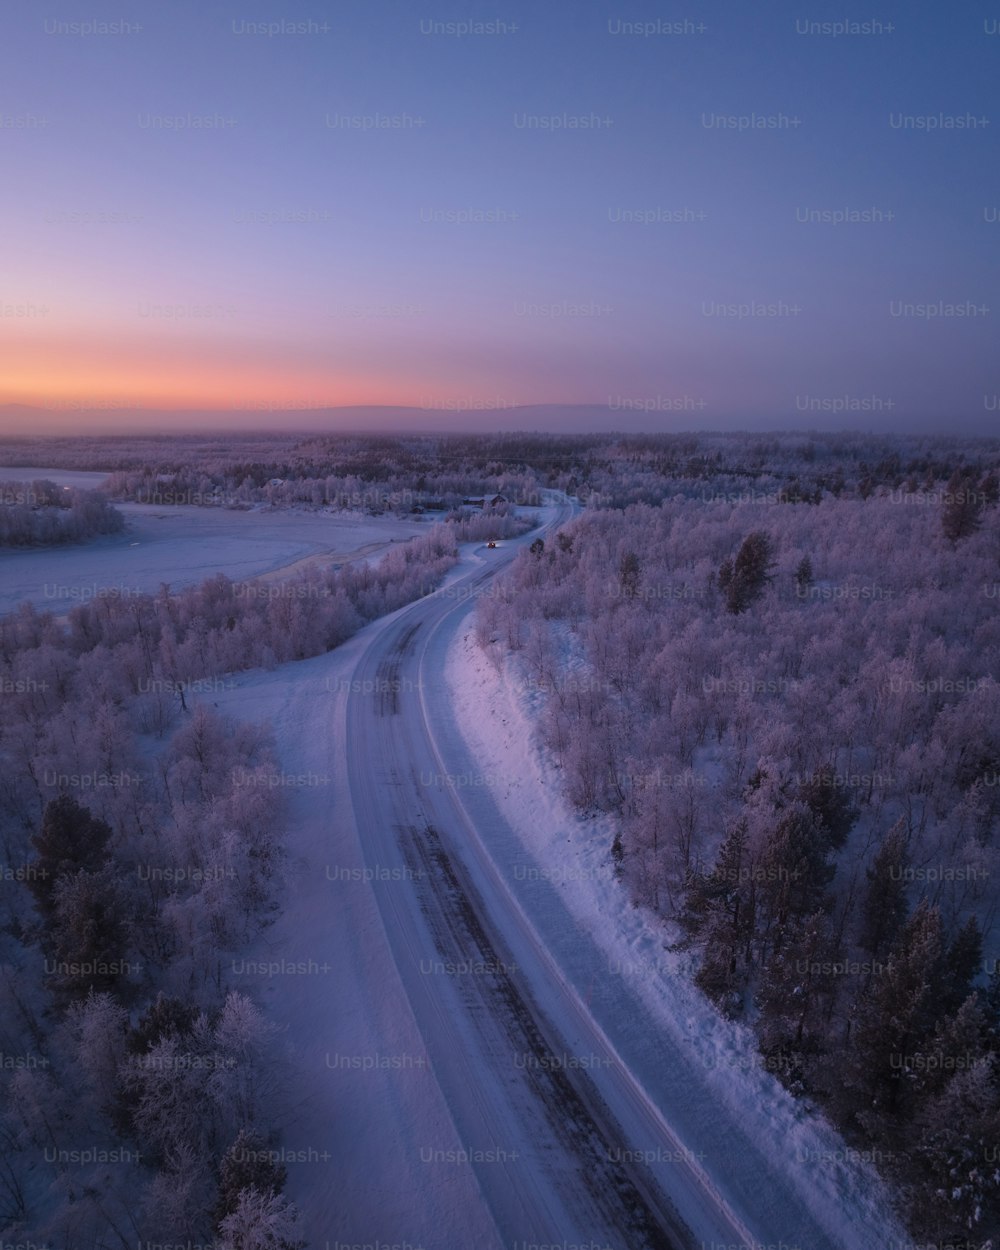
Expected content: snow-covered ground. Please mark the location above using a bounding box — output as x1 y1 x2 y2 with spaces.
0 481 428 614
0 465 111 490
200 493 906 1250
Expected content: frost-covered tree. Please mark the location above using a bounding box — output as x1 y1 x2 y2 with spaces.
908 1059 1000 1244
216 1186 304 1250
215 1129 288 1226
66 991 128 1115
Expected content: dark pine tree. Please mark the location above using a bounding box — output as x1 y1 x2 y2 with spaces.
911 992 989 1103
795 771 857 851
939 915 983 1018
908 1060 1000 1247
941 468 984 544
28 794 113 920
755 909 838 1095
46 868 130 1002
755 807 836 954
126 993 201 1055
719 531 775 614
859 818 910 962
840 899 945 1137
618 550 641 598
687 820 756 1013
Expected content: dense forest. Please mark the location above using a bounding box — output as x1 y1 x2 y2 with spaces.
2 428 997 517
475 448 1000 1247
2 429 999 1247
0 525 457 1245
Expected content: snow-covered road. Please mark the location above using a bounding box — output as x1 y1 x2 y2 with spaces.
215 493 905 1250
345 550 700 1247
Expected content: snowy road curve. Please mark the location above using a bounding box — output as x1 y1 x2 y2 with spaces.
344 498 763 1250
220 494 903 1249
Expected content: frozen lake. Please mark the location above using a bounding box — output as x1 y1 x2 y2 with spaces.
0 467 428 615
0 465 112 491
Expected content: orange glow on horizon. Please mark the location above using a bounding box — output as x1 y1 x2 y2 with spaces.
0 338 427 414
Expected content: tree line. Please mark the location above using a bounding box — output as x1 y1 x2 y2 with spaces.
476 476 1000 1247
0 480 124 547
0 526 459 1246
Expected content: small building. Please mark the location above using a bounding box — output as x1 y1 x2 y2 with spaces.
490 493 508 506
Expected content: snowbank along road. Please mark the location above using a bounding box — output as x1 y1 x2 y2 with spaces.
346 495 757 1250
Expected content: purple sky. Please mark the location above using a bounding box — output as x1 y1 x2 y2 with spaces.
1 0 998 433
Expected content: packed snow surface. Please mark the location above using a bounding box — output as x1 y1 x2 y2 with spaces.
0 466 427 613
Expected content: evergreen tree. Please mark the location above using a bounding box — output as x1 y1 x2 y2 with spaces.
716 557 734 602
127 993 200 1055
687 820 756 1011
910 992 988 1102
841 900 945 1135
859 818 909 960
755 910 837 1094
940 915 983 1018
718 531 775 614
756 807 836 945
28 795 112 919
795 771 856 851
909 1060 1000 1246
46 868 130 1001
983 962 1000 1044
794 555 813 594
618 550 641 598
941 468 984 543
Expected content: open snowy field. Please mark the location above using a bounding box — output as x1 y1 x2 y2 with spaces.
0 466 428 614
0 464 111 490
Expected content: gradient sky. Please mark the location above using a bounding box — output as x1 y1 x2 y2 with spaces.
1 0 998 432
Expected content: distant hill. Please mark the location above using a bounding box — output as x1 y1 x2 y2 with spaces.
0 402 985 438
0 402 684 436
